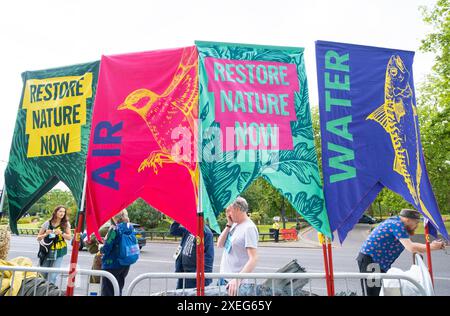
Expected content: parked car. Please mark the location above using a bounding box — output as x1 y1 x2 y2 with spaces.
131 223 147 249
71 222 146 250
358 214 377 225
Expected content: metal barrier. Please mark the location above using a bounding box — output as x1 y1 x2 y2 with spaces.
145 231 280 242
0 265 120 296
126 272 427 296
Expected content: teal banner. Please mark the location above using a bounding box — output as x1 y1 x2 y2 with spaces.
197 41 331 237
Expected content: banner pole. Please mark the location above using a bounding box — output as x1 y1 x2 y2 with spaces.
327 237 335 296
196 168 205 296
424 222 434 287
0 186 6 216
66 170 88 296
318 232 331 296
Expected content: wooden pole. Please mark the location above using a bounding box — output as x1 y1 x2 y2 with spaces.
0 186 6 217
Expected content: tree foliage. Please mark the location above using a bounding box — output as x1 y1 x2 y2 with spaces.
30 189 78 226
417 0 450 213
126 198 162 230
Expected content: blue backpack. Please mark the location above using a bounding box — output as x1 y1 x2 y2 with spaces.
117 225 140 266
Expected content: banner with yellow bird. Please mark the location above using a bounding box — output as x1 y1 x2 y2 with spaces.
316 40 448 243
85 47 200 238
197 41 331 237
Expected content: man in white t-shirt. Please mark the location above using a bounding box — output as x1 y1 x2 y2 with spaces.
217 196 259 296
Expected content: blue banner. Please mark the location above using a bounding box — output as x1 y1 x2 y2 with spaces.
316 41 448 242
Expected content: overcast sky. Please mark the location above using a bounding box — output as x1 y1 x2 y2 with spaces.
0 0 438 189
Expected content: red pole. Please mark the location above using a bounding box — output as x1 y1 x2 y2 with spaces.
327 238 335 296
319 233 331 296
66 211 84 296
196 213 205 296
66 171 87 296
200 215 205 293
424 223 434 287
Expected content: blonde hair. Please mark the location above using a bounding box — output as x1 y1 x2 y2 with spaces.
113 209 129 224
0 225 11 260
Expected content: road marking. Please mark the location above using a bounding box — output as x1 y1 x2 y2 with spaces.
435 277 450 281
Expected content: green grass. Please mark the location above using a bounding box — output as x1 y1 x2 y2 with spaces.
414 220 450 235
257 222 299 233
17 222 41 229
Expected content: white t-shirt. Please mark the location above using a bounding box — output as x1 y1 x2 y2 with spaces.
219 218 259 274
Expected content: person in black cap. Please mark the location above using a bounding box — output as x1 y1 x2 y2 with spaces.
356 208 445 296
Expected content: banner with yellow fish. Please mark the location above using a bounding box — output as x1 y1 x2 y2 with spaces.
316 40 448 242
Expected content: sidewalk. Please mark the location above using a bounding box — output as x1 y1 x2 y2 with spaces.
258 226 321 248
145 226 322 249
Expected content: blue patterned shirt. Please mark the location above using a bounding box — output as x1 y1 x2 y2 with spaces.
360 216 410 272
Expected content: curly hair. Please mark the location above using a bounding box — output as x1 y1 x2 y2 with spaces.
0 225 11 260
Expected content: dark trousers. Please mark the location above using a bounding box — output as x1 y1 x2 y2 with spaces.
101 266 130 296
356 253 385 296
274 230 280 242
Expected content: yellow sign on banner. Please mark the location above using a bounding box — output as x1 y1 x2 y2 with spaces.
22 73 93 157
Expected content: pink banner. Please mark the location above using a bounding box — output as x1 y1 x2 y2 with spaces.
86 46 199 239
205 57 299 151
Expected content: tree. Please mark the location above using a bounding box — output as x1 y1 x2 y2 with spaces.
126 198 162 230
30 189 78 226
368 2 450 216
240 177 298 223
417 0 450 213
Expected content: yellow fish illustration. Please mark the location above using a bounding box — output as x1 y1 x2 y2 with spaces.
366 55 436 226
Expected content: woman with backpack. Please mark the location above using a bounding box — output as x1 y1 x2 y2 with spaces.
100 209 139 296
36 205 72 285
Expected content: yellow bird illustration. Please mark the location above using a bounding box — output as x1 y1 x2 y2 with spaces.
117 47 199 200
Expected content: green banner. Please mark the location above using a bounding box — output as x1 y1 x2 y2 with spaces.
197 41 331 237
4 61 99 234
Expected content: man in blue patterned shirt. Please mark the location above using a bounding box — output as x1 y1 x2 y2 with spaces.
357 209 445 296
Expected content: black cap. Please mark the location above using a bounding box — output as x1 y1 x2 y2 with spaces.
399 209 421 220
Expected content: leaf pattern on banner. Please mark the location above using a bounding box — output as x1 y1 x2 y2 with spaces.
251 50 292 63
200 151 241 217
291 122 314 139
5 62 98 230
293 192 324 229
200 101 210 120
237 172 252 192
284 192 293 204
198 43 330 236
263 143 319 185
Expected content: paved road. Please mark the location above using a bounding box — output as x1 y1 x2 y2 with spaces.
5 225 450 295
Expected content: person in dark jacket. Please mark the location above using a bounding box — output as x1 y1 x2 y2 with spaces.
170 221 214 289
100 209 137 296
